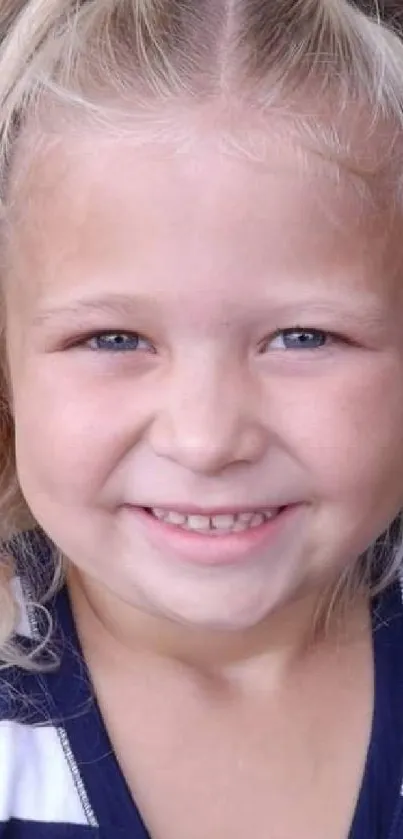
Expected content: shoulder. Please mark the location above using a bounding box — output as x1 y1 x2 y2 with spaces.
0 715 95 832
373 574 403 645
0 551 97 833
371 574 403 700
0 659 95 833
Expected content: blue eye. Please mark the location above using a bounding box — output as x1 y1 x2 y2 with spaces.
86 332 153 352
267 328 330 351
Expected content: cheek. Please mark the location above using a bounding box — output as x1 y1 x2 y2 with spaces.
12 363 149 503
12 349 403 531
276 357 403 514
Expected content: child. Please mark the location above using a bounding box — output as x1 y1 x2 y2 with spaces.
1 0 403 836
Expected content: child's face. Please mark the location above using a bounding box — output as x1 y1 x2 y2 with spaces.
5 124 403 630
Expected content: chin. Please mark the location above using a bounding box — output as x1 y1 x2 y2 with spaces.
149 591 285 632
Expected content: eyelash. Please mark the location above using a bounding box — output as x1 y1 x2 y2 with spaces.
79 332 155 353
71 327 343 354
261 327 342 353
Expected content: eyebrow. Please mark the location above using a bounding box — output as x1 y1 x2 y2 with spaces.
32 293 157 326
32 289 389 334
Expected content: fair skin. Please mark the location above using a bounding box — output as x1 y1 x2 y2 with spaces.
4 114 403 836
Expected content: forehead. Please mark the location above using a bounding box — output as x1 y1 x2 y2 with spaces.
4 114 403 316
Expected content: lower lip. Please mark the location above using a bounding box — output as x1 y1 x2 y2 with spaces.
125 505 301 567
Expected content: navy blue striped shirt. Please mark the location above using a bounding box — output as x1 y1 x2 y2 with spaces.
1 569 403 837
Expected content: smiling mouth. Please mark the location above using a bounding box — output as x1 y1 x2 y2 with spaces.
143 507 283 535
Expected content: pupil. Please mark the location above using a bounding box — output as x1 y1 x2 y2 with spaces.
286 330 324 348
96 333 138 350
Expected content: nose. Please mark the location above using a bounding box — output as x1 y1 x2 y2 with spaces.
148 358 267 475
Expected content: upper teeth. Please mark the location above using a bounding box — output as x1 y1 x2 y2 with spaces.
150 509 278 533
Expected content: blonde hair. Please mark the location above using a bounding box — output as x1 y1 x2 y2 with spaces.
0 0 403 668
